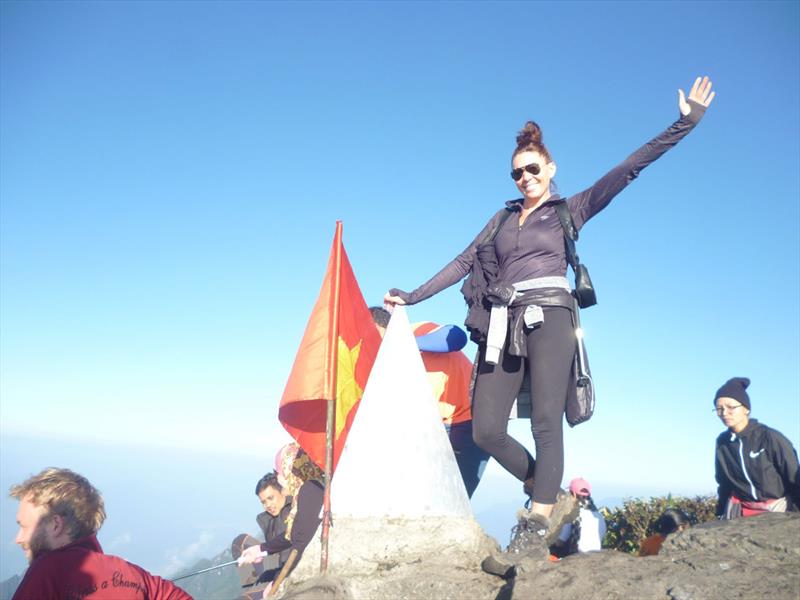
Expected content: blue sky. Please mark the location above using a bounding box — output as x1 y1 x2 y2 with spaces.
2 0 798 580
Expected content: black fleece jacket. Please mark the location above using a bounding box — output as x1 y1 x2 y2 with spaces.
715 419 800 515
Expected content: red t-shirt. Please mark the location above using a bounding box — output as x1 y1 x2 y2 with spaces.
412 322 474 425
638 534 666 557
13 535 192 600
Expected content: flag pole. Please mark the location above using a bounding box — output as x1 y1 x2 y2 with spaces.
321 221 343 573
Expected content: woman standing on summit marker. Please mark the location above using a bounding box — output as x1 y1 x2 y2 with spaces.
385 77 715 549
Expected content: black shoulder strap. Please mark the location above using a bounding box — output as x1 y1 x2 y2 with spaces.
554 200 580 270
483 207 513 244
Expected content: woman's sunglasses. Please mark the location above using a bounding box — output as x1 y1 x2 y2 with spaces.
511 163 541 181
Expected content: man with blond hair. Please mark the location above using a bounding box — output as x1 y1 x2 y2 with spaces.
11 467 192 600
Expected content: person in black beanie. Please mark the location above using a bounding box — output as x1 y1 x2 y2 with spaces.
713 377 800 518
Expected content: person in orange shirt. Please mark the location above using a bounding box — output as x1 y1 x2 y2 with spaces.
638 509 690 557
370 307 489 497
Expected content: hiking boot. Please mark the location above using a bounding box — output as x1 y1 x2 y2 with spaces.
545 489 578 547
482 502 562 577
514 488 577 546
507 511 551 559
480 554 516 579
481 511 548 579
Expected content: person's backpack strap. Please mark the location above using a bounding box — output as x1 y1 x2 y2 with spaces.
483 207 513 244
554 200 597 308
553 200 580 271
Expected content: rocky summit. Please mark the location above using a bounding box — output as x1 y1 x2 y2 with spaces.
279 512 800 600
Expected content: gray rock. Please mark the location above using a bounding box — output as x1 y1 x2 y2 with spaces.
512 512 799 600
277 513 800 600
281 575 352 600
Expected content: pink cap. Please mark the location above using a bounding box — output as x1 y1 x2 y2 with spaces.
569 477 591 497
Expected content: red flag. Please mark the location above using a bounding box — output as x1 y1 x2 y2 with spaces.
278 222 381 473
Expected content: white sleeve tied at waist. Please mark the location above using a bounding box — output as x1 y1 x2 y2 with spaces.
484 276 571 365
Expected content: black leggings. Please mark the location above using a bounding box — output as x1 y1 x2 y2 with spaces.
471 306 575 505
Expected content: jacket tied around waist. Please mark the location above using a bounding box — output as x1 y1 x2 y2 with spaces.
484 276 575 365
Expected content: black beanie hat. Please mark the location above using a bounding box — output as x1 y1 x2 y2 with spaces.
714 377 751 411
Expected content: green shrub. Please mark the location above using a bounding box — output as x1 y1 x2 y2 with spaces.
601 494 717 554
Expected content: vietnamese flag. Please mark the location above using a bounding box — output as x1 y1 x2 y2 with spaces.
278 222 381 474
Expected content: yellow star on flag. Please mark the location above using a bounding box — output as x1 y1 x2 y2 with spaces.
335 337 363 439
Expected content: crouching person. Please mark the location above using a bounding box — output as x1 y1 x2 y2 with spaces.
550 478 606 558
11 467 192 600
638 509 690 557
233 472 293 597
238 444 324 595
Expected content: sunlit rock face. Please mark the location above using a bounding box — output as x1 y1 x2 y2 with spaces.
284 513 800 600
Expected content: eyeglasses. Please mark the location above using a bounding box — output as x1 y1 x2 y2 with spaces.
713 404 743 416
511 163 541 181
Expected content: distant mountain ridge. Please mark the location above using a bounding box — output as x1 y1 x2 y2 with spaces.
170 546 242 599
0 574 21 600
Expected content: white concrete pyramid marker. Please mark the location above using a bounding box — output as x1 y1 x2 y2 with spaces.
331 305 472 518
290 306 493 588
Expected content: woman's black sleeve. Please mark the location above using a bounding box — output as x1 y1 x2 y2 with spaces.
766 428 800 506
566 100 707 230
261 534 291 555
390 211 502 305
715 449 731 517
289 481 325 553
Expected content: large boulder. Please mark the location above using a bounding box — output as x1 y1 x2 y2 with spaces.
279 513 799 600
511 512 799 600
286 515 501 599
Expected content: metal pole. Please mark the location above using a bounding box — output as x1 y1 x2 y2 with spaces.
320 221 343 574
169 559 239 582
321 394 334 573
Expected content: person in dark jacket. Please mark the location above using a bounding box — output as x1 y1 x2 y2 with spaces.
250 472 292 584
233 471 296 598
385 76 716 552
714 377 800 519
255 473 292 559
238 444 324 574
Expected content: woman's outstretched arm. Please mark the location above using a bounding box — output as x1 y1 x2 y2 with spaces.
384 209 505 306
568 76 716 229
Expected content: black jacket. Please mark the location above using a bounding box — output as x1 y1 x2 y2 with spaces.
260 480 324 557
256 496 292 568
715 419 800 515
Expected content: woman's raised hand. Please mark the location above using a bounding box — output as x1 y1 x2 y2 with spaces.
679 76 715 116
383 291 406 307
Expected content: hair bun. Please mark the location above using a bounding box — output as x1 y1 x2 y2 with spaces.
516 121 543 147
